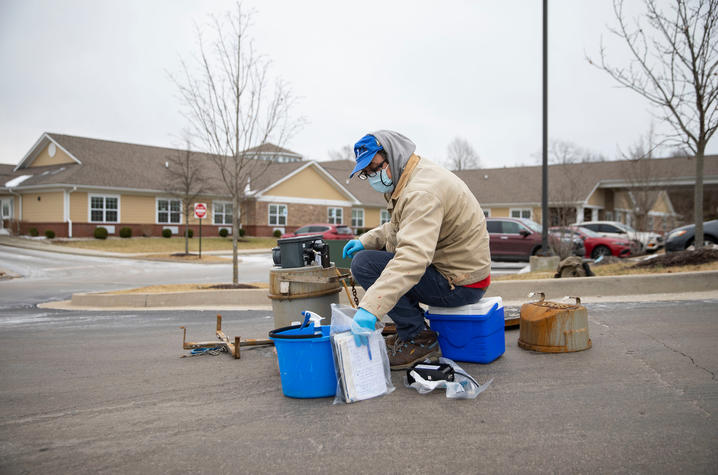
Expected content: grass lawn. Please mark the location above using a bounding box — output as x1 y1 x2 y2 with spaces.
52 236 278 253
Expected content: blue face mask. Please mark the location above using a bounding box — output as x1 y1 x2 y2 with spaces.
368 168 394 193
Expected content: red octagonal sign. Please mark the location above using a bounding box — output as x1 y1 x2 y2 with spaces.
194 202 207 219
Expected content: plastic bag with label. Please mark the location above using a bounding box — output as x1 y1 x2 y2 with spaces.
329 304 395 404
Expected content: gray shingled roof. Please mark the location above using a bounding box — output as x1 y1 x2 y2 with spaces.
243 143 302 157
3 134 306 197
319 159 386 207
3 133 716 209
455 155 718 206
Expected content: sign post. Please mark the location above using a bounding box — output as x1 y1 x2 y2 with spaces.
194 203 207 259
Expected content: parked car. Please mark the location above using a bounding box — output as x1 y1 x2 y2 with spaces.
664 219 718 252
572 220 663 253
486 217 583 261
550 226 632 259
280 223 355 240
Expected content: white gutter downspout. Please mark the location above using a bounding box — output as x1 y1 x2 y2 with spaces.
65 186 77 238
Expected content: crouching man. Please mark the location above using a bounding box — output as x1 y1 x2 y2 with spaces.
343 130 491 369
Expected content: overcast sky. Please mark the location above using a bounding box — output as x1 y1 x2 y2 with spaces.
1 0 714 168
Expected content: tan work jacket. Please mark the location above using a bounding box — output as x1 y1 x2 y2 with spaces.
358 155 491 317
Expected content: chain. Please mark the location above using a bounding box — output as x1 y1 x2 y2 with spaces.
350 278 360 307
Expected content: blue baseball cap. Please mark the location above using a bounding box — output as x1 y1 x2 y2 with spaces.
350 134 383 178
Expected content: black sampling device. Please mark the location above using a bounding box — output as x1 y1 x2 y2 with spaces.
272 234 330 269
406 360 455 384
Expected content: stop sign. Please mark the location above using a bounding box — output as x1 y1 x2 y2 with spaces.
194 202 207 219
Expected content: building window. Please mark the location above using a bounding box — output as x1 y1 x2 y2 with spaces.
510 208 532 219
328 207 343 224
157 199 181 224
380 209 390 224
269 204 287 226
0 198 12 218
213 201 233 225
90 195 119 223
351 209 364 228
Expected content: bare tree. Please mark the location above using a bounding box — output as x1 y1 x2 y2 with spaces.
535 139 604 227
531 139 606 165
620 124 663 231
173 2 301 283
328 145 354 161
165 139 208 255
446 137 481 170
546 139 607 165
590 0 718 248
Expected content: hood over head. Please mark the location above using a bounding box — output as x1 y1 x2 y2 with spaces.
369 130 416 186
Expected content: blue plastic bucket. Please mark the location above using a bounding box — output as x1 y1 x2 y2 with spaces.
268 324 337 398
425 297 506 364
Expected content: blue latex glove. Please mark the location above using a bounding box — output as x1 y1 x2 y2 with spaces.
351 307 377 347
342 239 364 259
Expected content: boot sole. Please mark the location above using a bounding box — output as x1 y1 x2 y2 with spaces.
389 348 442 371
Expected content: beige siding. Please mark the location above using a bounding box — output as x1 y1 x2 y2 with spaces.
31 143 75 167
489 207 510 217
265 166 348 201
122 195 156 223
587 188 606 207
614 191 632 209
364 208 381 228
70 192 88 222
23 192 64 221
652 193 670 213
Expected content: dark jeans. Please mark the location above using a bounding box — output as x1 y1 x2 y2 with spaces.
351 250 486 340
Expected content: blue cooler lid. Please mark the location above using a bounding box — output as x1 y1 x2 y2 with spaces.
427 296 503 315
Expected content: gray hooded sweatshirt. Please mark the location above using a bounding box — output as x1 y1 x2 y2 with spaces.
370 130 416 188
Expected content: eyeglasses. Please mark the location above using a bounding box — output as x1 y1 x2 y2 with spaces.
358 159 387 180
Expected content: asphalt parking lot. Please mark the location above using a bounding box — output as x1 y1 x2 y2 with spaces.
1 299 716 474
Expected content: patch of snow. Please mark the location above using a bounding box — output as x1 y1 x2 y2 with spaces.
5 174 32 187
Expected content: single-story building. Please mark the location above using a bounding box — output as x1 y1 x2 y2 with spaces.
455 156 718 233
0 133 386 238
2 132 716 237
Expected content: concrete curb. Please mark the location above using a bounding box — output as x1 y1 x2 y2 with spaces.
62 270 718 310
71 288 272 308
484 270 718 301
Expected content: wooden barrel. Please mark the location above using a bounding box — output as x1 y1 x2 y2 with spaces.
268 265 342 328
518 294 591 353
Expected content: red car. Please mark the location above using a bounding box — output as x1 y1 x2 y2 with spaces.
281 223 355 240
550 226 632 259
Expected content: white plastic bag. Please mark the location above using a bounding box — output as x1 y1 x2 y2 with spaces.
405 357 492 399
329 304 395 404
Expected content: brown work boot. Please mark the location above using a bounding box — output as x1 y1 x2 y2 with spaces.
387 329 441 370
384 332 398 351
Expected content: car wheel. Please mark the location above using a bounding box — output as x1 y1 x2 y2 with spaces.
591 245 611 259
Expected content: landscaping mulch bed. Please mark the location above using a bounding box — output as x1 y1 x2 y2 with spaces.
632 249 718 268
207 283 258 289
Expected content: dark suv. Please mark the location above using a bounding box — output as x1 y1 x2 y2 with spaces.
486 218 544 261
486 217 584 261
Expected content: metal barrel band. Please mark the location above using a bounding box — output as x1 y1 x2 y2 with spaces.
267 287 342 301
